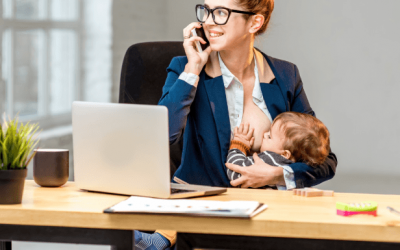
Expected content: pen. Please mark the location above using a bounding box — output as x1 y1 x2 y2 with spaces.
387 206 400 216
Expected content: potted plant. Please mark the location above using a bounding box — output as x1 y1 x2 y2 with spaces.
0 116 39 204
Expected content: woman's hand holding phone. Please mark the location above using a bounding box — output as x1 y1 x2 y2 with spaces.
182 22 212 76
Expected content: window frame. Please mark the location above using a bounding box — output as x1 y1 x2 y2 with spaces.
0 0 84 130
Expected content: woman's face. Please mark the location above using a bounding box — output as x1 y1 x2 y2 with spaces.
203 0 253 51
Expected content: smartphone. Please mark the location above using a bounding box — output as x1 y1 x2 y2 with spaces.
191 26 210 52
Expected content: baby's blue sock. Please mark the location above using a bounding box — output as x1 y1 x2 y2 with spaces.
134 230 171 250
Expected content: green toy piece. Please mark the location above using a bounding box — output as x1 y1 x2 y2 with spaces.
336 201 378 212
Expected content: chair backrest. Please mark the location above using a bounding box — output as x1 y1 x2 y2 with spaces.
119 41 185 178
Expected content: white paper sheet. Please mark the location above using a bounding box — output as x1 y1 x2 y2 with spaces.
107 196 267 218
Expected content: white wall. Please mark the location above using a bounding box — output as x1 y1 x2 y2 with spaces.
262 0 400 177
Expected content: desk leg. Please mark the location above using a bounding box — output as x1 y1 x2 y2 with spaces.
0 241 11 250
176 233 400 250
112 231 134 250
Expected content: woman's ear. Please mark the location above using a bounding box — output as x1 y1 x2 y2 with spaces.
281 150 292 160
249 14 265 34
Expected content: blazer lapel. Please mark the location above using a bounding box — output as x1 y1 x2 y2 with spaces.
254 49 275 84
260 80 287 120
203 52 231 159
257 50 289 120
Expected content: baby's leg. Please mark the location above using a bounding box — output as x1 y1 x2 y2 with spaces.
134 230 173 250
155 230 177 246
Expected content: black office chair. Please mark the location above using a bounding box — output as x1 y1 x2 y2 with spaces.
119 41 185 178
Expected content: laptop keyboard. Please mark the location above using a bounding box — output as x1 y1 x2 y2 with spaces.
171 188 196 194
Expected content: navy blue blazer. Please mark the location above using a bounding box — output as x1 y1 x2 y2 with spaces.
158 50 337 188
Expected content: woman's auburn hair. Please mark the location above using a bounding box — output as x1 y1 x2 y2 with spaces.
235 0 274 36
273 112 331 167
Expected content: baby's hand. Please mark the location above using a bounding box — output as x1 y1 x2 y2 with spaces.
233 123 255 149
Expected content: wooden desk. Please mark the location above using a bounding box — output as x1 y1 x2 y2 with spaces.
1 181 400 250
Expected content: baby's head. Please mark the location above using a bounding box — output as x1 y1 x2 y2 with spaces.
260 112 330 167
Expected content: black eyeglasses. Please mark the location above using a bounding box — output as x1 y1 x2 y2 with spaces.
195 4 256 25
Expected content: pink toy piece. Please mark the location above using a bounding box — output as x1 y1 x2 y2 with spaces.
337 209 377 217
322 190 334 196
305 190 324 197
293 188 334 197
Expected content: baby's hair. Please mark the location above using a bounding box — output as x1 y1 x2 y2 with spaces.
272 112 330 167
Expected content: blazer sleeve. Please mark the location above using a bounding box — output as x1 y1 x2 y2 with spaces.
158 57 197 145
289 65 338 188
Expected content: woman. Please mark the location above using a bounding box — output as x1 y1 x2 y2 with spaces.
134 1 337 249
159 0 337 190
159 0 337 191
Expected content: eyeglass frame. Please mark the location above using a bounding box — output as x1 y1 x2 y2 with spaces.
195 4 256 25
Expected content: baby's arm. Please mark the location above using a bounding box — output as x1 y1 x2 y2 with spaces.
226 149 256 181
226 123 255 181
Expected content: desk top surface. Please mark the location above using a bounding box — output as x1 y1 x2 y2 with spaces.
1 181 400 243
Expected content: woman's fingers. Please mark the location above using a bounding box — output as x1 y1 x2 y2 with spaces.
182 23 212 74
183 37 208 56
183 36 207 47
199 37 207 44
182 22 204 55
226 163 250 187
225 163 244 174
185 36 207 45
229 155 279 189
240 181 252 189
230 177 246 187
183 22 201 38
231 175 251 188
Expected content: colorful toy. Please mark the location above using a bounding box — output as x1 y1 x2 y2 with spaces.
293 188 334 197
336 201 378 217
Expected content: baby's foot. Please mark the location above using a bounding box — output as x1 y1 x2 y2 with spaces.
134 230 171 250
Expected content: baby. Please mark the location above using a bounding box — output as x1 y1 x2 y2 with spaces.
226 112 330 185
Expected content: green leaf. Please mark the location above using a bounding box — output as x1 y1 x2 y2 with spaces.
0 115 40 170
11 149 25 167
0 137 8 168
24 148 38 168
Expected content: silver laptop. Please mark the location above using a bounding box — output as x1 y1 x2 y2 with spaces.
72 101 226 199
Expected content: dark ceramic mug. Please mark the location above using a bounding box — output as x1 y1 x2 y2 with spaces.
33 149 69 187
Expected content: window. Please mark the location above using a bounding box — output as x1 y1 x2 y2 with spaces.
1 0 81 128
